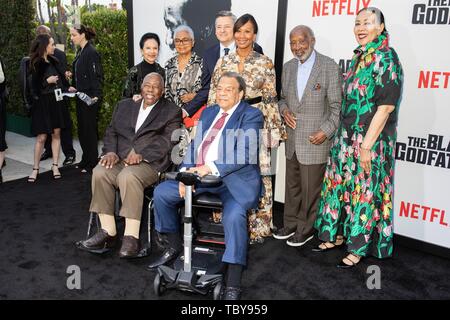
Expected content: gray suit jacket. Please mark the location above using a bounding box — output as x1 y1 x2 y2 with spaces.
102 98 182 173
278 51 342 165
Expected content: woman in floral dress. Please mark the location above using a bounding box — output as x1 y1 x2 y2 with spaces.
209 14 286 244
313 7 403 268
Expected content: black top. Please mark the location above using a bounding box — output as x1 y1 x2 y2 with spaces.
72 42 103 98
122 60 165 98
31 56 69 97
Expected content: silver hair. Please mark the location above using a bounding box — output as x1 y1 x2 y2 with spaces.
289 25 315 40
215 10 237 24
141 72 164 88
173 25 195 42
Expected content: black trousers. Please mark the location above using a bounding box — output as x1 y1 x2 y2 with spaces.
44 100 75 157
75 98 99 169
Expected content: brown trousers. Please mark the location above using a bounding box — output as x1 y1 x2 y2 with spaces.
283 153 326 237
89 162 158 220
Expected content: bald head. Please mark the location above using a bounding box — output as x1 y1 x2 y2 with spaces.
140 73 164 107
36 25 51 36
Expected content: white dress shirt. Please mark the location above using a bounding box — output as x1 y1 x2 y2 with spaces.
220 42 236 57
201 101 240 176
297 50 316 101
135 100 157 132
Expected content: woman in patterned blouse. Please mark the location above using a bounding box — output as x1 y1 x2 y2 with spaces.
208 14 286 244
313 7 403 268
164 25 203 117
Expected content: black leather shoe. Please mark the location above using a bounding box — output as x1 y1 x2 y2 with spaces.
155 231 170 251
63 155 76 166
40 151 52 161
147 247 179 270
223 287 242 300
119 235 140 258
77 229 117 253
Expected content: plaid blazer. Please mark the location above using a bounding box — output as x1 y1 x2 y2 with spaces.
278 51 342 165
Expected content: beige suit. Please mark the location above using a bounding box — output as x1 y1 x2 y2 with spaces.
278 51 342 237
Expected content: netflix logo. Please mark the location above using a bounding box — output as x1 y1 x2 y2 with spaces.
312 0 371 17
399 201 448 227
418 70 450 89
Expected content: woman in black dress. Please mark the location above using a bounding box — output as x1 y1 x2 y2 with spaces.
123 32 165 99
28 34 67 182
68 24 103 173
0 55 7 184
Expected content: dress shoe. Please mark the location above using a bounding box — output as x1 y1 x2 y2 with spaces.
155 231 170 250
119 235 140 258
147 247 179 270
286 233 314 247
222 287 242 300
272 226 296 240
63 155 76 166
40 151 52 161
77 229 117 252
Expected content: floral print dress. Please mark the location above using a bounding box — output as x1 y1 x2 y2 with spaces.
314 34 403 258
209 51 287 243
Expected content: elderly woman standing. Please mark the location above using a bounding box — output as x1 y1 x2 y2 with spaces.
123 32 165 99
164 25 203 118
208 14 286 244
164 25 203 158
313 7 403 268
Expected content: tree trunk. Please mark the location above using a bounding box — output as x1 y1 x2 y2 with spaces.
37 0 45 24
46 0 57 39
55 0 65 45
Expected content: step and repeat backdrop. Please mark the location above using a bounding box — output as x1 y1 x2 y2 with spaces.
131 0 450 249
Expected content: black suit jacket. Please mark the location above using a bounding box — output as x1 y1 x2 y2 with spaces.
102 98 182 173
72 42 103 98
186 42 265 113
53 48 67 75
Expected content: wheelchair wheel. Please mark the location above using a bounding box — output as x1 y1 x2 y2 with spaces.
153 273 165 296
213 281 223 300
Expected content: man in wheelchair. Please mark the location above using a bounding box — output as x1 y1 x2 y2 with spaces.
77 73 182 258
149 72 264 300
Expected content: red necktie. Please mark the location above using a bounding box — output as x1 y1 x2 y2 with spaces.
196 112 228 166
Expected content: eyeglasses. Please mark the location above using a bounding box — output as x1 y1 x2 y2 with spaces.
290 40 308 47
174 38 192 45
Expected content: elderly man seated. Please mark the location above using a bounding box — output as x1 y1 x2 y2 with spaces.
147 72 264 300
78 73 182 258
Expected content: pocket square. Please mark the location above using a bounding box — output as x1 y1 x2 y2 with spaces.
313 83 321 91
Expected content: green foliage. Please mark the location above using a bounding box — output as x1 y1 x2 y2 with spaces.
80 8 128 137
0 0 36 116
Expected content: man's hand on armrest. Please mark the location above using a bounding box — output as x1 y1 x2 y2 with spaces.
100 152 119 169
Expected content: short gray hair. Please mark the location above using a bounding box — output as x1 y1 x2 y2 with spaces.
173 25 195 42
289 25 315 40
215 10 236 24
219 71 246 96
141 72 164 89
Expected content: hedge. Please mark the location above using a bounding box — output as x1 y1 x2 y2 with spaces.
80 8 128 137
0 0 36 116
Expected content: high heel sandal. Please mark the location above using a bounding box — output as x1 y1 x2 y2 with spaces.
28 168 40 183
312 236 344 252
52 163 62 179
337 252 362 269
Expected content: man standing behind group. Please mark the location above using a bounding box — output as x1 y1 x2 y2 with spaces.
273 25 342 247
187 11 264 116
36 25 76 166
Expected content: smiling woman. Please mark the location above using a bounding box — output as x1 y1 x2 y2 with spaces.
314 7 404 268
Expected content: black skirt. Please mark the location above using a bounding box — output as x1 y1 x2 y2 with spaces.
31 93 66 136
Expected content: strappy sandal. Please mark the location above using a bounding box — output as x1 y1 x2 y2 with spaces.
337 252 361 269
28 168 40 183
52 163 61 179
312 236 344 252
